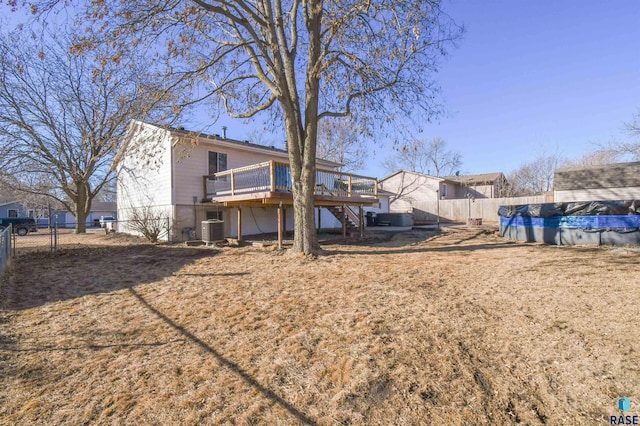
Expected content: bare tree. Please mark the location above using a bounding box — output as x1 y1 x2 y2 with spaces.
383 137 462 177
506 152 564 196
316 118 365 172
0 29 176 233
616 111 640 159
93 178 117 204
625 110 640 138
564 112 640 168
566 149 622 167
245 128 279 148
606 141 640 161
24 0 462 254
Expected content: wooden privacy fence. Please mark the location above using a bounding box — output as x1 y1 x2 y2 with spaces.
406 195 546 223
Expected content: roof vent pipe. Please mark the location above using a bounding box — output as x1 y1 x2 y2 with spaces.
221 126 227 139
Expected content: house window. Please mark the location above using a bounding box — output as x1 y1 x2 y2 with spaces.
7 209 17 218
208 151 228 175
206 211 223 221
441 184 447 199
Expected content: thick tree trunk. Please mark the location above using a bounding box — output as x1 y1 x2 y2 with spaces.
74 205 88 234
291 160 318 255
286 118 320 255
73 181 92 234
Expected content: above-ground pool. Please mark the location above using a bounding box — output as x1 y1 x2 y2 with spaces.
499 201 640 246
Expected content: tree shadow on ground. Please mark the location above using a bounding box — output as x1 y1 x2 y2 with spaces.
0 244 220 311
326 241 523 257
0 245 316 424
324 229 520 256
128 287 318 425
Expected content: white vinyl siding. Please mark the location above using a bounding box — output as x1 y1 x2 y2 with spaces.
380 171 442 213
117 122 174 239
554 187 640 202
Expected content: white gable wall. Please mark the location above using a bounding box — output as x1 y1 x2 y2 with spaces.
117 122 174 238
380 172 441 213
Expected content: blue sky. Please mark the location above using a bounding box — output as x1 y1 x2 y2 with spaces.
428 0 640 176
194 0 640 178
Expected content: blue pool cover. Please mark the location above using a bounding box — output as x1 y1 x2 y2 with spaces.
498 201 640 246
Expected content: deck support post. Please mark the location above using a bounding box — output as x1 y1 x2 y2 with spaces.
317 207 321 234
277 202 283 250
237 207 242 242
359 205 364 240
342 205 347 238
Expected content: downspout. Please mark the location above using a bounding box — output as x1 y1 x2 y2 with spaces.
169 133 177 242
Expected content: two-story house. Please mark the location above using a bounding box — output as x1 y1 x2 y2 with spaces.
117 121 379 242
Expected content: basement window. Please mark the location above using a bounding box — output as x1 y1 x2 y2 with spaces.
206 211 223 221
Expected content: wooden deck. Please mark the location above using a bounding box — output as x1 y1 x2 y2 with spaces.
202 161 379 207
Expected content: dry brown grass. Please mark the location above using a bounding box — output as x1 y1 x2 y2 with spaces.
1 227 638 425
11 228 146 255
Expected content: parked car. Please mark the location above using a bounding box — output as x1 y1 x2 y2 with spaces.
99 216 117 228
0 217 38 236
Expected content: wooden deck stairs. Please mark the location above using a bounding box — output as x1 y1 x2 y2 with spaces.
326 205 360 233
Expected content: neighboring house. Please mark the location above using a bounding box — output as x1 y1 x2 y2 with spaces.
0 201 60 227
56 201 118 228
1 200 117 228
380 170 508 211
554 161 640 202
0 201 26 218
443 172 508 199
118 121 379 241
86 201 118 228
379 170 514 223
379 171 444 213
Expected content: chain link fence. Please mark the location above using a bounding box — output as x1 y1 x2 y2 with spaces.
9 218 172 255
0 224 13 277
9 223 98 255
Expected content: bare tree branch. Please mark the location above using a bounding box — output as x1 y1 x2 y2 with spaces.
383 137 462 177
0 27 179 232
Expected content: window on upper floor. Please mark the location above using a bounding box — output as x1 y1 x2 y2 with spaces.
7 209 18 218
208 151 228 176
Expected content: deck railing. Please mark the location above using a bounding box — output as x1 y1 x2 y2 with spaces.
203 160 378 200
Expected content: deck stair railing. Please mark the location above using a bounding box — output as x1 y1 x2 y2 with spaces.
204 160 378 200
316 183 362 229
325 205 360 231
